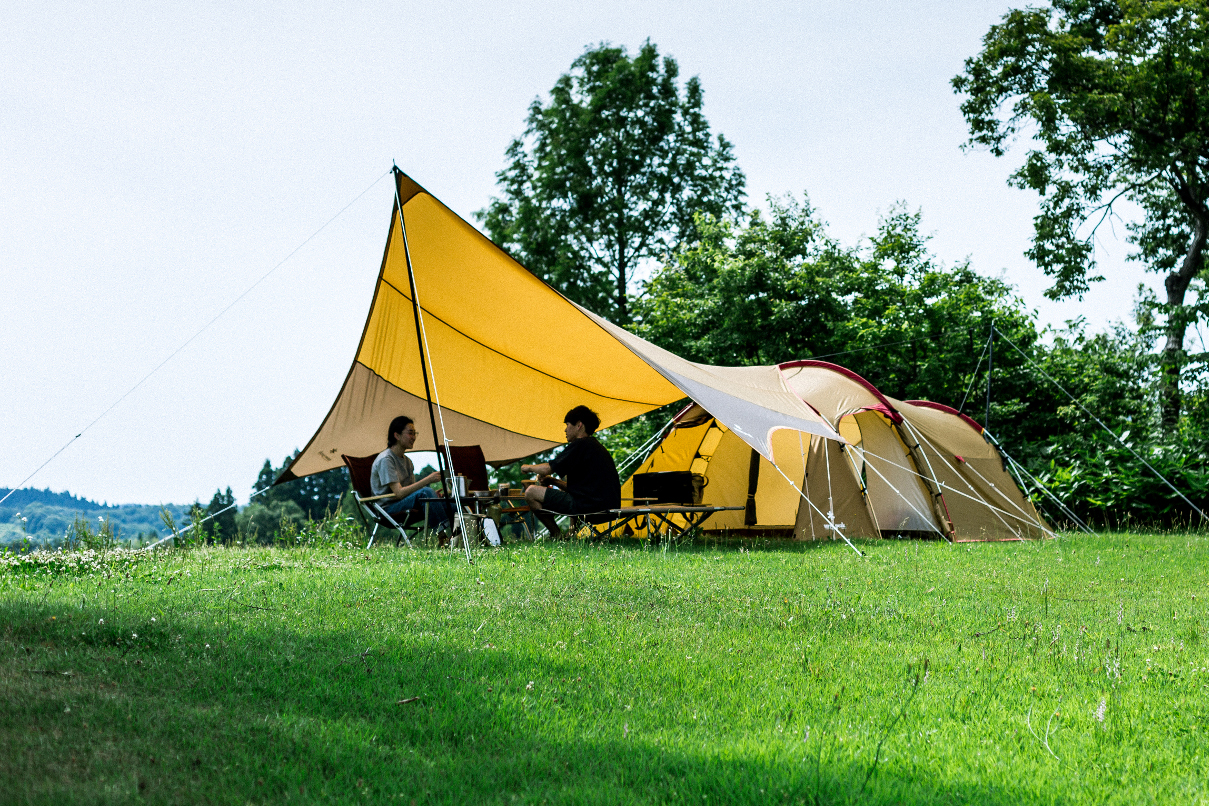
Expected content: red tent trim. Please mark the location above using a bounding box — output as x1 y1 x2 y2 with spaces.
778 360 903 423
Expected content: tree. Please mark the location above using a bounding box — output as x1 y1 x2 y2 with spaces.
204 486 237 543
953 0 1209 426
634 199 1152 456
478 40 746 325
253 453 348 521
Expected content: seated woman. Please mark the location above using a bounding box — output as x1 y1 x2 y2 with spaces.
370 416 452 534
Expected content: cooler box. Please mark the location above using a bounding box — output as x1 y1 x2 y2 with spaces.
632 471 706 505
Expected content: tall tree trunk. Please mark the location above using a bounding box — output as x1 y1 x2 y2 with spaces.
1160 215 1208 429
616 232 628 326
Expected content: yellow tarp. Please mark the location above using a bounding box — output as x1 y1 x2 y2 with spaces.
282 170 838 482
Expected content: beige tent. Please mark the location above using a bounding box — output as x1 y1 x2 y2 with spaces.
280 169 840 486
619 361 1051 541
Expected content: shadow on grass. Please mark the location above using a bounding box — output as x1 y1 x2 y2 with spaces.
2 590 1061 806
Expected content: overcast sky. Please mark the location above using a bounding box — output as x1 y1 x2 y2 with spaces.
1 1 1167 507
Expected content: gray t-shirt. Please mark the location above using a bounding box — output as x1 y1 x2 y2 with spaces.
370 448 415 496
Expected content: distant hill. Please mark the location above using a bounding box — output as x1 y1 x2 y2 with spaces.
0 488 191 547
0 487 122 510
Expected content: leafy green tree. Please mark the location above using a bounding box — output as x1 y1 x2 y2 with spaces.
235 500 306 545
952 0 1209 426
253 453 348 521
478 40 746 325
633 195 849 366
634 200 1152 458
204 486 237 544
636 200 1037 397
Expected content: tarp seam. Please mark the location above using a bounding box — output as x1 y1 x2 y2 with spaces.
373 277 674 408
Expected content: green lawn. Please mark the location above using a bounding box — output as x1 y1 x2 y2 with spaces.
2 531 1207 805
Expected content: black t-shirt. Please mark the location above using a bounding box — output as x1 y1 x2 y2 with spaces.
548 436 620 511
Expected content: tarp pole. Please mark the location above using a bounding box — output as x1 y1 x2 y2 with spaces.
394 172 447 485
393 168 471 561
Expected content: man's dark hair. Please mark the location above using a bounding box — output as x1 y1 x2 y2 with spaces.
564 405 600 434
387 416 415 448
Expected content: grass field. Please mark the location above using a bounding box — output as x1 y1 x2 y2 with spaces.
2 530 1207 805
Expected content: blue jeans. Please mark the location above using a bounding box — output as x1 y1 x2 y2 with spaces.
381 487 451 530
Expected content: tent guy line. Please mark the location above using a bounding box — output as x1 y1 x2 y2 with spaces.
859 443 1043 537
1003 452 1095 534
0 170 393 508
906 424 1053 539
992 325 1207 522
958 328 994 413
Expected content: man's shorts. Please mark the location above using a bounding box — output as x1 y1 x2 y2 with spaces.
542 487 584 515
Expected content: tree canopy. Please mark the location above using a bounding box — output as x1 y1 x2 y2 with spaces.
632 200 1153 458
478 41 746 325
952 0 1209 425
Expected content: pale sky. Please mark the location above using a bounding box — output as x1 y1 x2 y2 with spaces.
1 1 1164 507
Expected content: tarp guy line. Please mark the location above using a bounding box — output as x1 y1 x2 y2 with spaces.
0 170 392 508
958 328 993 414
144 484 274 551
994 325 1206 522
769 461 862 556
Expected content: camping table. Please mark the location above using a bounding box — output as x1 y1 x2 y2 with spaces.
578 505 745 544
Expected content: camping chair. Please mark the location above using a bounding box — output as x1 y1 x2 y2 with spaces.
446 445 491 493
341 454 436 548
446 444 532 541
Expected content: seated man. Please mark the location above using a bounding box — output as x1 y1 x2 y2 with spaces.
371 416 452 533
521 405 620 538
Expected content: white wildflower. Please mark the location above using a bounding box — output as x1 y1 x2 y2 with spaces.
1095 698 1107 725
